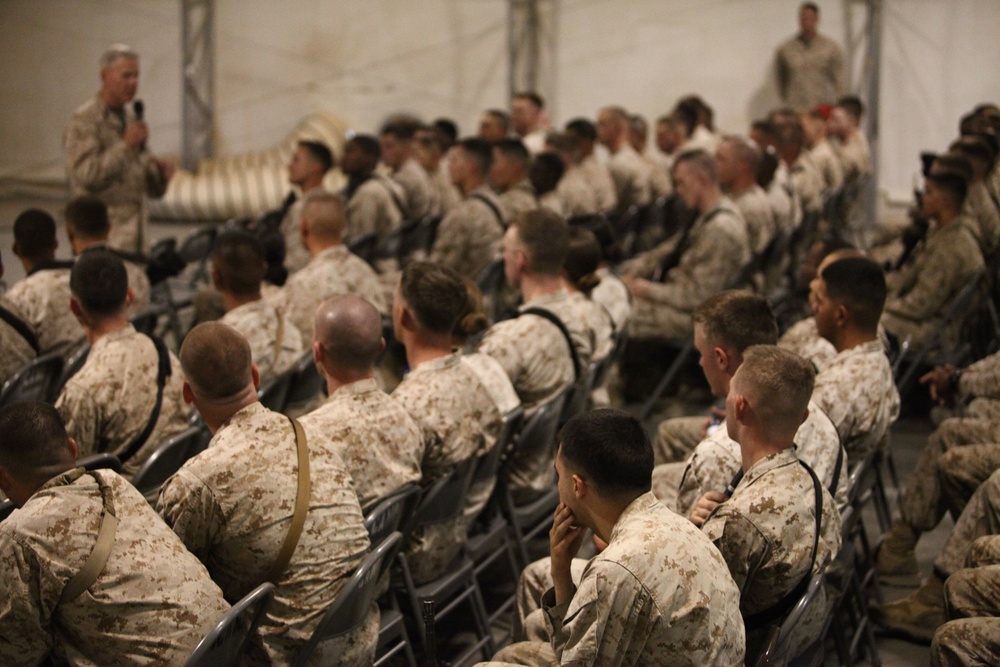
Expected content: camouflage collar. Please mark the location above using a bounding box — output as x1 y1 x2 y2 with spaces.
740 448 799 490
327 377 379 400
609 491 659 543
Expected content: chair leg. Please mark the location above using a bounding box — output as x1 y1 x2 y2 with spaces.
638 342 694 422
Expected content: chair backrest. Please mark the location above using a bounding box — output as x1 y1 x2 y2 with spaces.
507 389 569 470
471 406 525 490
284 352 326 409
751 570 828 667
413 457 477 527
184 582 275 667
50 344 90 402
364 483 422 546
129 305 168 337
348 231 379 267
0 352 65 409
0 500 15 522
475 257 508 323
560 361 600 425
257 369 294 413
179 226 219 287
130 426 206 496
291 532 404 667
76 453 123 474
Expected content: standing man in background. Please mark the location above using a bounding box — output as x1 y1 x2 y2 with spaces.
64 45 174 253
776 3 846 111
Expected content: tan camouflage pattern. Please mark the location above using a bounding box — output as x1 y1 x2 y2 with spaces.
280 190 326 275
959 350 1000 401
429 166 461 216
943 535 1000 625
591 268 632 332
778 316 837 371
811 339 899 458
775 33 846 111
703 449 841 662
644 153 673 199
477 492 746 667
157 401 375 666
0 468 230 666
962 181 1000 258
809 138 845 191
392 157 434 220
673 402 847 518
513 556 589 643
63 95 168 252
557 167 602 217
497 180 539 225
883 219 984 351
938 444 1000 521
831 133 871 183
219 299 303 385
56 324 189 478
429 185 506 280
577 154 618 213
123 256 151 315
629 200 750 340
392 352 519 584
653 415 707 466
733 184 778 257
0 296 37 387
269 244 388 347
934 468 1000 578
789 152 825 214
299 377 422 508
567 291 614 364
606 144 654 213
344 177 403 246
538 191 564 217
5 267 85 357
931 617 1000 667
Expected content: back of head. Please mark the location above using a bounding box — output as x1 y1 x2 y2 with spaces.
212 230 266 296
494 138 530 167
314 295 383 375
0 401 75 492
545 132 581 161
350 134 382 162
695 290 778 356
931 152 974 183
13 209 57 261
529 151 565 195
722 134 762 175
821 256 886 332
71 249 128 318
558 409 652 499
569 214 622 263
950 135 996 174
776 119 806 153
400 261 487 339
180 322 254 402
674 148 719 184
65 196 110 240
565 118 597 143
734 345 815 438
433 118 459 149
298 140 335 173
512 208 569 276
485 109 511 133
926 171 969 211
564 227 602 296
302 191 345 240
670 106 698 137
381 116 423 142
677 95 712 129
457 137 493 177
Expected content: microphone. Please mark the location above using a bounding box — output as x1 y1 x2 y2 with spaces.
133 99 144 121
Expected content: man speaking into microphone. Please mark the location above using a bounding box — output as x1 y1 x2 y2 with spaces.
64 45 175 253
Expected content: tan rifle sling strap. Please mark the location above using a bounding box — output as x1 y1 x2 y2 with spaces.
271 307 286 366
265 416 311 584
59 471 119 604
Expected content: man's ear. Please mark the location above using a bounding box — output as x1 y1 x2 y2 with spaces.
835 303 849 329
572 473 587 500
125 287 135 308
714 345 730 374
251 364 260 390
210 263 222 289
734 394 749 424
182 381 195 405
69 296 88 327
312 340 325 368
67 437 79 461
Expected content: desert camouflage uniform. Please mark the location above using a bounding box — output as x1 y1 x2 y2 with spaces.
654 415 708 466
629 199 750 341
429 167 461 216
392 352 519 584
157 402 374 666
932 532 1000 666
538 191 564 217
937 444 1000 522
733 184 778 257
56 324 189 478
832 133 871 184
778 316 837 371
220 299 303 385
577 154 618 213
344 177 403 247
477 492 746 667
606 144 654 214
812 339 899 458
933 470 1000 605
810 138 845 191
5 265 84 357
776 33 845 111
789 152 825 215
557 167 602 217
883 219 984 351
672 402 847 518
280 188 328 275
0 468 229 666
703 449 841 663
388 157 432 221
931 616 1000 667
498 180 539 224
429 185 505 280
299 377 422 508
592 268 632 332
964 181 1000 259
957 350 1000 420
568 291 614 364
269 244 387 347
63 95 168 252
0 296 36 387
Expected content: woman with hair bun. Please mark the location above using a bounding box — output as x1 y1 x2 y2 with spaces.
562 227 615 363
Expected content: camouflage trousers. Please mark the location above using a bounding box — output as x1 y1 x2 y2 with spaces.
654 415 706 465
935 469 1000 577
474 641 558 666
899 417 1000 532
512 557 587 643
932 535 1000 667
651 462 686 513
627 298 692 341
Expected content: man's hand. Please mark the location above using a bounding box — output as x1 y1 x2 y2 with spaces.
622 275 652 300
124 121 149 149
688 490 727 527
920 364 956 405
550 503 585 606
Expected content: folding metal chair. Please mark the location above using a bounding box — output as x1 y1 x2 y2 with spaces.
0 352 64 409
130 426 207 499
183 582 275 667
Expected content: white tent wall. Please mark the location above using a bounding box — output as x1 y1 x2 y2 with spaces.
1 0 997 204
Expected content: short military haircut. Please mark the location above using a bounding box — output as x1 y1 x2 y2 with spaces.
298 140 334 173
70 249 128 317
751 119 779 144
212 230 266 296
456 137 493 176
529 151 565 195
932 152 974 183
926 171 969 211
180 322 253 401
628 114 648 138
400 261 485 337
545 132 580 157
513 91 544 109
13 209 57 259
349 134 382 160
674 148 719 183
950 135 996 170
820 256 886 332
694 290 778 355
512 208 569 276
565 118 597 142
433 118 459 147
301 191 345 239
100 44 138 68
493 138 530 165
836 95 865 122
558 409 653 498
564 227 602 296
677 95 713 129
776 119 806 149
734 345 815 436
722 134 762 174
64 195 110 239
801 2 820 14
485 109 511 132
381 116 422 141
314 295 383 373
670 106 698 136
0 401 74 485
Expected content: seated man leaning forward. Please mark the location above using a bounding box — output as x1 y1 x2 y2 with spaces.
0 401 229 665
475 409 746 667
697 346 842 665
157 322 375 666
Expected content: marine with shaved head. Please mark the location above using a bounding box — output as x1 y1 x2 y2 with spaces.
157 321 376 666
299 295 423 508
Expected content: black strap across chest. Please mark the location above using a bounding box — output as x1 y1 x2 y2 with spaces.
118 333 172 464
519 307 581 382
0 303 39 354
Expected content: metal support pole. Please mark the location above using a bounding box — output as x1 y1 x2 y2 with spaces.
861 0 883 245
507 0 558 115
181 0 215 171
